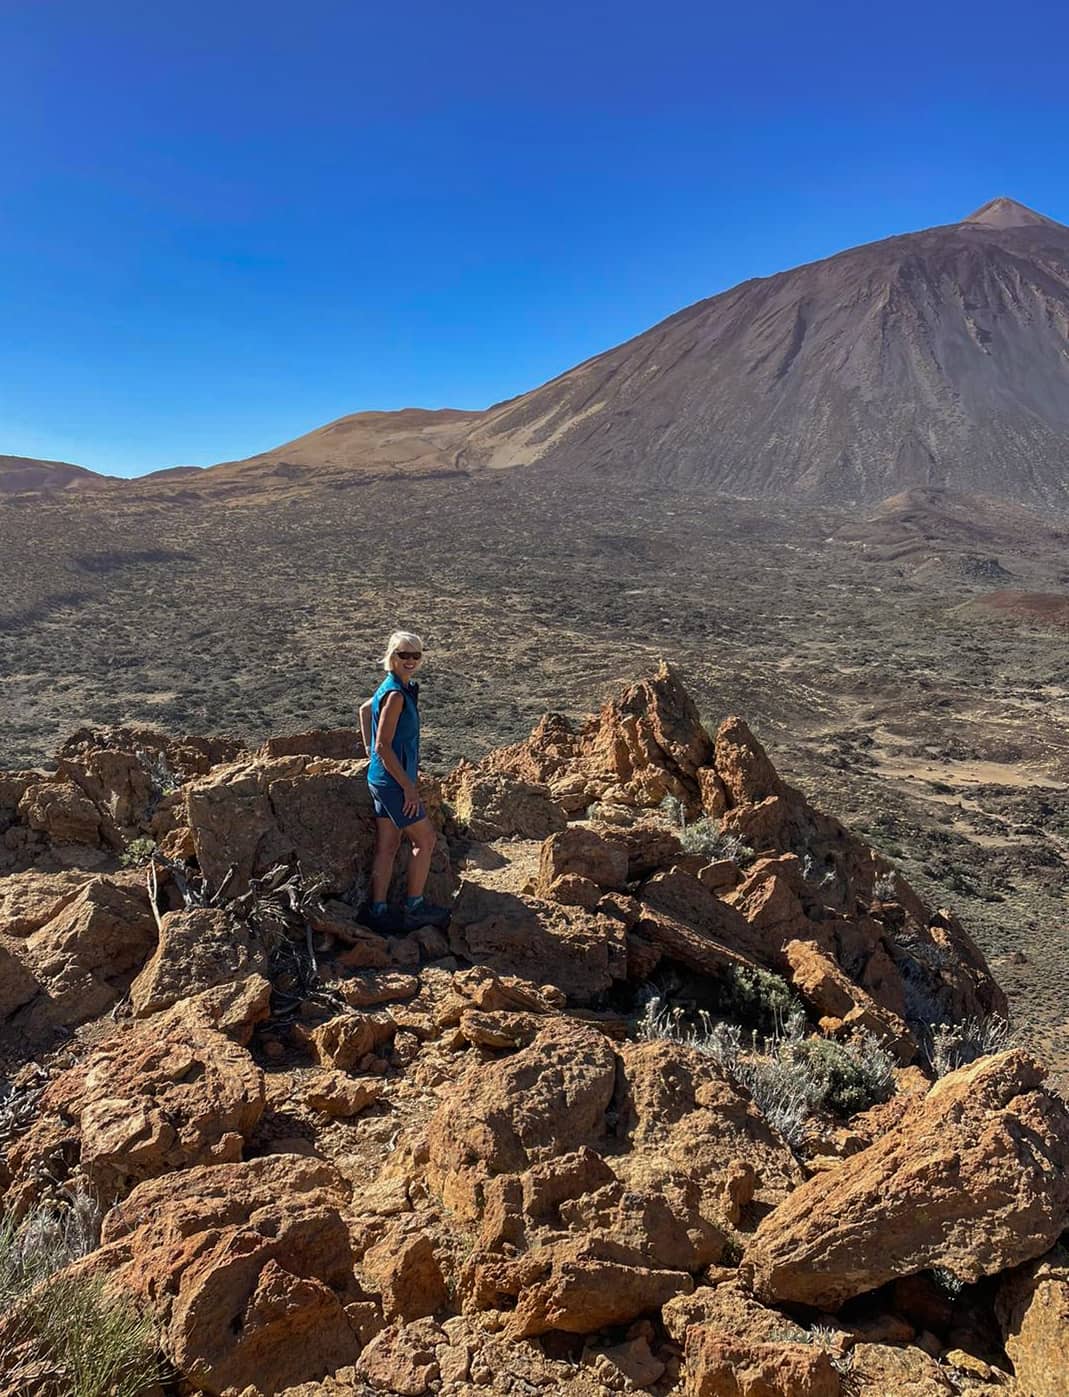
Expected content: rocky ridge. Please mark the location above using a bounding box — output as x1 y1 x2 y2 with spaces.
0 664 1066 1396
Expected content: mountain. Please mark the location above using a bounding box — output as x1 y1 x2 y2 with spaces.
207 196 1069 510
0 454 113 494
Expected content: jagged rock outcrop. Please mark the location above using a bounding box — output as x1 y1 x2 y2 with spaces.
91 1154 366 1395
745 1050 1069 1308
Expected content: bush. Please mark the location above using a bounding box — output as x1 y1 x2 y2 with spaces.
657 797 755 866
0 1183 162 1397
926 1015 1013 1078
636 998 895 1149
716 964 803 1036
119 836 157 868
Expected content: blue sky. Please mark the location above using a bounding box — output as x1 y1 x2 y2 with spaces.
3 0 1068 476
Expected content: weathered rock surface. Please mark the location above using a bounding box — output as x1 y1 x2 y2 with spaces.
5 1000 264 1207
130 904 266 1016
94 1154 364 1395
997 1243 1069 1397
746 1051 1069 1308
683 1329 842 1396
449 882 626 1003
1 873 156 1035
448 768 567 841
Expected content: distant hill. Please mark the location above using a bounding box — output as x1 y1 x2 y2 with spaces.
0 455 113 495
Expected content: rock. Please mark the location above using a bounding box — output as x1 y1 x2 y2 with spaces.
357 1318 443 1396
745 1051 1069 1309
683 1331 842 1396
848 1343 955 1395
448 882 627 1004
472 662 714 812
4 1000 265 1207
663 1280 803 1347
94 1154 364 1395
0 941 38 1019
0 868 89 935
130 905 266 1016
259 729 362 761
362 1230 447 1322
713 717 787 807
785 940 915 1062
303 1070 381 1117
185 754 454 902
614 1038 803 1207
537 827 629 901
478 1147 619 1249
3 874 157 1034
190 971 273 1044
450 770 567 841
303 1013 396 1071
558 1174 728 1271
425 1019 618 1219
468 1236 694 1338
334 969 420 1008
17 778 107 847
996 1243 1069 1397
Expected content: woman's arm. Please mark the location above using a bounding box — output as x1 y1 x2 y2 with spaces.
373 692 421 813
358 699 372 756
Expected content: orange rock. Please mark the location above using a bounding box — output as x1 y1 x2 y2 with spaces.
997 1242 1069 1397
682 1330 842 1396
302 1012 396 1071
451 770 567 841
537 826 629 899
362 1230 447 1323
745 1051 1069 1309
130 905 266 1017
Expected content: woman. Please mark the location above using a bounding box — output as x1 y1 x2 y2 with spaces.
358 630 451 933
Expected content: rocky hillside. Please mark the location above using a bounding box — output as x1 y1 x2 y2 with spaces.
0 666 1066 1396
0 455 114 495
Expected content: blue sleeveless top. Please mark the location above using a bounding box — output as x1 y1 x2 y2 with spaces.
367 673 420 788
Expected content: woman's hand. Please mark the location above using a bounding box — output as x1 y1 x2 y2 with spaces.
401 781 422 816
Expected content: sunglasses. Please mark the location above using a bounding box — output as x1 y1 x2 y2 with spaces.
395 651 422 661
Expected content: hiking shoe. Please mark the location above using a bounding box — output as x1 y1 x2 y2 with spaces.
362 903 401 935
403 899 452 931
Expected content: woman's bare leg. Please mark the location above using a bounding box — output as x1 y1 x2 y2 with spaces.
402 817 436 898
371 819 402 903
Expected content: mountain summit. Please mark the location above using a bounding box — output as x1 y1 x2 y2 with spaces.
962 196 1064 229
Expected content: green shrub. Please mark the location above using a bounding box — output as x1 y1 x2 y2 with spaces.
716 964 803 1035
119 836 157 868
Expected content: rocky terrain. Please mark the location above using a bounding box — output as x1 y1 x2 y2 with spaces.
0 664 1066 1396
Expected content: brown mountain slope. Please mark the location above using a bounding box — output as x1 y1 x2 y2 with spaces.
460 197 1069 507
199 197 1069 511
0 455 114 494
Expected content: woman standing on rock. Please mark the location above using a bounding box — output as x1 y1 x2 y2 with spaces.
358 630 451 934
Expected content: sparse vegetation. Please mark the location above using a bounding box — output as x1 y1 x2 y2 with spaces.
0 1182 163 1397
119 836 157 867
637 998 895 1148
926 1014 1013 1077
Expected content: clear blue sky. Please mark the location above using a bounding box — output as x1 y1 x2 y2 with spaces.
3 0 1068 476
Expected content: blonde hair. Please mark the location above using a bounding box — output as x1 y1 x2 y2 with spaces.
381 629 424 671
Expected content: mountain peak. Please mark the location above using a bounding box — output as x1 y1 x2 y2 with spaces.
963 196 1063 230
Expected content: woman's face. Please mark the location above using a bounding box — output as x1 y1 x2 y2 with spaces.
392 645 423 682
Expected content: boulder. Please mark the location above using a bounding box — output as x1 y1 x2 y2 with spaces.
0 868 89 935
361 1230 448 1322
302 1070 381 1118
848 1343 956 1395
4 999 265 1207
996 1243 1069 1397
450 770 567 841
130 905 266 1016
185 754 454 901
448 882 627 1003
2 874 157 1034
683 1330 842 1397
466 1236 694 1338
784 939 915 1062
537 827 630 901
745 1051 1069 1308
17 778 108 848
425 1018 618 1219
614 1039 802 1208
303 1013 396 1071
94 1154 364 1395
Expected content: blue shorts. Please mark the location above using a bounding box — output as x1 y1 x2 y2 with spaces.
369 781 426 829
